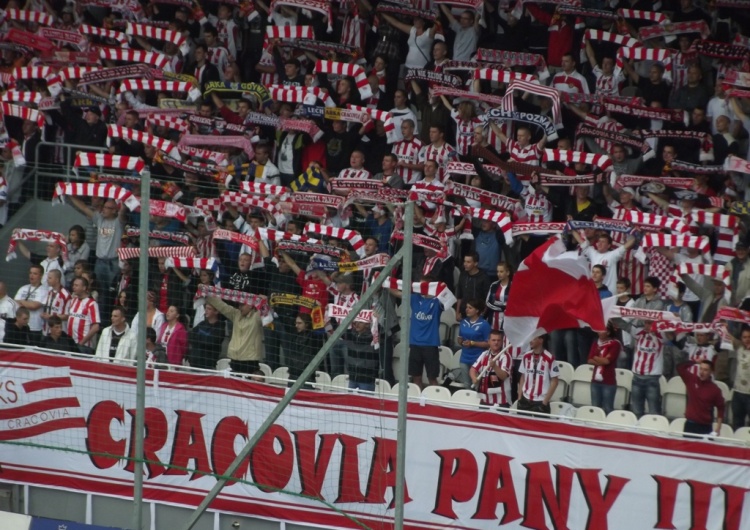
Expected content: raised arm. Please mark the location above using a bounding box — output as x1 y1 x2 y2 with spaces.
379 13 413 34
279 251 302 275
622 58 640 84
440 3 458 25
68 196 96 220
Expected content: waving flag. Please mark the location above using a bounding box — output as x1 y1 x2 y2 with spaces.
504 237 606 345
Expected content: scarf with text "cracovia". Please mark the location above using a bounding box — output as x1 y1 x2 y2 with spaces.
476 49 549 80
52 181 141 211
725 155 750 175
639 20 711 41
653 320 721 334
212 228 260 252
446 180 521 213
616 175 694 190
432 85 508 110
276 239 346 259
692 40 750 62
375 2 437 21
6 229 68 262
716 306 750 326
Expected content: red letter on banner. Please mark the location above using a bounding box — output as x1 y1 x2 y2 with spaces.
293 430 338 500
249 424 294 493
210 416 249 484
125 407 168 478
432 449 479 519
720 484 750 530
86 400 126 469
364 437 411 508
576 469 629 530
653 475 680 529
334 434 367 503
165 410 212 479
472 452 522 524
522 462 574 530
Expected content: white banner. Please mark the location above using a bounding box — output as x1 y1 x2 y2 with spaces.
0 350 749 530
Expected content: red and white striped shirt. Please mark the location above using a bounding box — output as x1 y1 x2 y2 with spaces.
258 49 279 88
581 114 624 153
520 186 553 222
519 350 559 401
551 71 590 94
418 142 457 181
195 234 217 259
65 296 100 346
341 14 367 51
451 109 483 156
42 287 70 334
392 137 423 185
472 349 513 406
685 343 716 376
592 67 624 96
632 331 663 376
215 18 240 58
207 46 233 78
505 139 541 165
338 168 372 179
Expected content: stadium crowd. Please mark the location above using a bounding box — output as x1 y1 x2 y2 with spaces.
0 0 748 429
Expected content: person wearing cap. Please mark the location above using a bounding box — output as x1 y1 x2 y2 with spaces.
60 97 108 150
727 242 750 306
361 204 393 254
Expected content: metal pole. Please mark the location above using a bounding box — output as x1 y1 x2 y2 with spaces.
180 243 409 530
394 201 414 530
132 167 150 530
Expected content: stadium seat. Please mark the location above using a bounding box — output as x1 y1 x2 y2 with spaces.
553 361 574 401
390 382 421 397
216 358 231 371
733 427 750 442
438 346 454 381
569 364 594 406
663 376 687 420
550 401 576 418
268 366 290 387
451 389 481 406
313 371 331 391
715 380 732 403
669 418 686 434
637 414 670 432
717 424 734 438
393 342 407 359
375 379 392 396
258 363 272 378
331 374 349 391
421 385 452 402
614 368 633 410
606 410 638 427
575 406 606 422
440 307 457 328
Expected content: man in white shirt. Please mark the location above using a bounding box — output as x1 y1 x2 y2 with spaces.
551 53 590 94
0 281 18 343
13 240 64 287
14 264 49 345
572 232 637 294
518 335 559 413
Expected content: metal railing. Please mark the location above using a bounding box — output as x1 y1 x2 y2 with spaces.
32 141 108 198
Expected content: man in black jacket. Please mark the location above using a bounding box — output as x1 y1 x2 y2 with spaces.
191 42 221 92
188 303 225 370
4 307 32 347
61 102 108 149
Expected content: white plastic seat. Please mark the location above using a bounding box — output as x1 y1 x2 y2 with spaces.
330 374 349 391
606 410 637 426
637 414 670 432
553 361 574 401
663 376 687 420
440 306 457 328
374 378 392 396
733 426 750 442
421 385 452 402
550 401 576 418
438 346 454 382
268 366 290 387
575 406 606 422
614 368 633 410
258 362 272 377
451 389 481 406
717 424 734 438
715 380 731 403
313 371 331 390
569 364 594 406
390 382 421 397
216 358 231 371
393 342 407 359
669 418 686 433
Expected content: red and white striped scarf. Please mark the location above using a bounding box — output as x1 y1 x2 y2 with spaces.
1 102 44 128
240 182 290 198
270 0 333 32
475 49 549 80
502 79 562 126
119 79 201 102
690 210 739 265
179 133 254 159
315 60 372 100
616 9 668 24
473 68 539 85
165 257 218 274
10 66 52 83
140 200 187 222
98 48 171 70
56 66 102 82
432 85 508 109
616 175 693 190
124 227 190 245
446 180 521 212
256 227 318 245
382 277 457 308
453 205 513 244
615 47 673 82
267 85 336 108
53 181 140 210
677 263 730 290
176 145 228 166
78 24 129 46
639 20 710 41
304 223 365 258
625 211 689 233
1 90 42 104
3 8 54 26
196 285 271 320
74 152 146 174
125 23 189 56
6 228 68 262
640 234 710 253
347 104 397 144
213 228 260 252
263 25 314 50
107 125 178 159
118 246 195 260
581 30 642 63
146 114 189 134
543 149 613 172
222 191 280 215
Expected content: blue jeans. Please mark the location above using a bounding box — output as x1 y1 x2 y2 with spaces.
348 381 375 392
732 391 750 431
631 375 661 418
550 329 577 365
590 382 617 415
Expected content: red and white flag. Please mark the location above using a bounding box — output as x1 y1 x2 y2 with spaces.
504 237 606 345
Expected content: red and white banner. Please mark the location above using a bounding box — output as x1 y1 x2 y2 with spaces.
0 350 748 530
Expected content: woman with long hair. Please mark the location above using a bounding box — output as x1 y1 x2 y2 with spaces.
588 322 622 415
158 305 189 366
486 262 513 331
456 299 492 386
